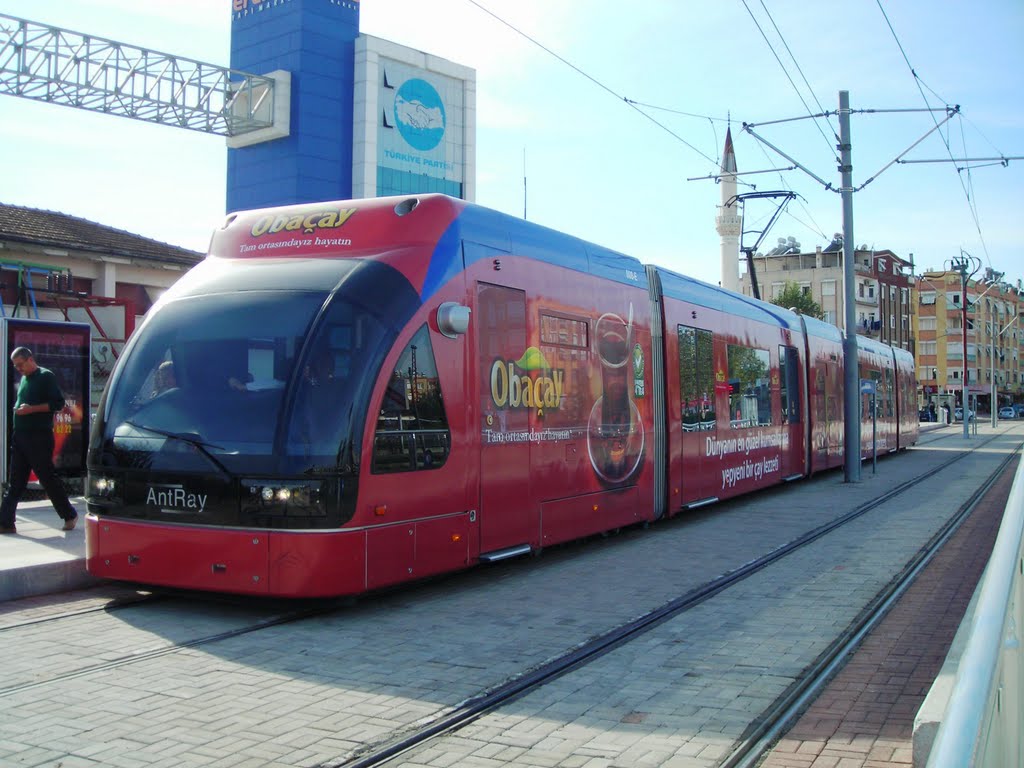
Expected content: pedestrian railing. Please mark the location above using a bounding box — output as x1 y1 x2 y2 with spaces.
917 452 1023 767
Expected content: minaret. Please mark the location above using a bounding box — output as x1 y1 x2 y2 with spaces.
715 127 741 293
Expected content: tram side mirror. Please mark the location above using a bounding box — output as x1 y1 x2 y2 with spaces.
437 302 471 338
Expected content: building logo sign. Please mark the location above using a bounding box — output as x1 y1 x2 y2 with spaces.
233 0 359 17
394 78 446 151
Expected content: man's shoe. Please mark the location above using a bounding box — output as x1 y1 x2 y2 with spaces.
62 516 78 531
0 525 16 534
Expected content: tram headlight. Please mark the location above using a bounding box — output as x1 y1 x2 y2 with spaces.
88 473 118 500
243 479 326 517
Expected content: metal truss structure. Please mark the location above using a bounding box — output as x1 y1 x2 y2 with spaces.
0 13 275 137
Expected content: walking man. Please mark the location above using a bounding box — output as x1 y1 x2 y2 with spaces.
0 347 78 534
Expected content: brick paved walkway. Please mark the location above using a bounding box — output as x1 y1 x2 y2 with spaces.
759 456 1013 768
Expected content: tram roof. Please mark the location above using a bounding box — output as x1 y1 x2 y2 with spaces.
210 195 652 301
654 267 804 332
210 195 817 338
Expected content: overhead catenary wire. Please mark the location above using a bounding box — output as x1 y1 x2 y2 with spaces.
463 0 887 255
621 99 730 124
739 0 839 163
957 112 1013 159
751 137 831 244
623 98 727 169
855 106 961 191
463 0 1015 284
875 0 993 265
463 0 721 169
754 0 840 143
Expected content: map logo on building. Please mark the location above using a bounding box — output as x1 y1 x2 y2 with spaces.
394 79 446 151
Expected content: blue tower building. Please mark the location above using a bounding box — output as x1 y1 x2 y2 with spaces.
228 0 475 213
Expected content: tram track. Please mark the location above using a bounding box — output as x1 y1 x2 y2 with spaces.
328 430 1018 768
0 596 347 698
0 428 1011 760
0 590 166 633
722 440 1021 768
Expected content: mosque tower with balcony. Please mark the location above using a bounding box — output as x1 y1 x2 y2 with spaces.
715 127 741 293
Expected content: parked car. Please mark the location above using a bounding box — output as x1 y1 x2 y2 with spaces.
954 407 975 422
1016 404 1024 418
1000 406 1017 419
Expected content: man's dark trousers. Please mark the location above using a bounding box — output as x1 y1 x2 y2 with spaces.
0 430 76 527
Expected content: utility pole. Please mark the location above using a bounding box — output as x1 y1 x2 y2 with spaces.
989 271 1005 428
991 312 996 428
995 313 1020 426
839 91 860 483
949 253 979 438
738 94 999 477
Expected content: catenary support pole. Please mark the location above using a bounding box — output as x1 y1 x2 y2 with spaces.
991 329 996 428
962 267 969 438
840 90 861 483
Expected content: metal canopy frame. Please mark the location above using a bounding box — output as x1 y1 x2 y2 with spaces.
0 13 274 136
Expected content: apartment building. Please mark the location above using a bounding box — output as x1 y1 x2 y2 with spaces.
738 235 914 353
915 268 1023 411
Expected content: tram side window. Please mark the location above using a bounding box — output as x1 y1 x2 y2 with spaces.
859 365 883 419
372 324 451 473
727 345 771 428
884 368 895 417
779 346 801 424
678 326 716 431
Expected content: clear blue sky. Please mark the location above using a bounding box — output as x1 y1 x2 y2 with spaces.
0 0 1021 288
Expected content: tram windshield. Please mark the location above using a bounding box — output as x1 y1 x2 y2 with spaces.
99 279 401 475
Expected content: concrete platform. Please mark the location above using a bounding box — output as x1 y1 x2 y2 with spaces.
0 494 97 602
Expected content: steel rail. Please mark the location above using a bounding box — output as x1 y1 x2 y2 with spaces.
722 442 1022 768
0 591 166 633
0 597 345 698
332 431 1011 768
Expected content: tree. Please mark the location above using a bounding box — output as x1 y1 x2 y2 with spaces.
771 281 823 319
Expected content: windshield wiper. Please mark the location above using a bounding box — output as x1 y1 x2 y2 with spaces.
123 420 232 478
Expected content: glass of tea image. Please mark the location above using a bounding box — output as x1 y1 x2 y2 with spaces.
596 311 631 435
588 308 644 484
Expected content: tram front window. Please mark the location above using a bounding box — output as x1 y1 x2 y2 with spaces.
104 292 325 471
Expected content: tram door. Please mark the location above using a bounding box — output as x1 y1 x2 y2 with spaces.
677 325 717 503
825 362 842 461
476 283 535 553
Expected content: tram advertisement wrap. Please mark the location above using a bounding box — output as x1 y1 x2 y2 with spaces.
705 430 788 491
482 302 647 488
4 320 91 477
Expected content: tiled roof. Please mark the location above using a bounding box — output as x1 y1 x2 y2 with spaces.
0 202 204 267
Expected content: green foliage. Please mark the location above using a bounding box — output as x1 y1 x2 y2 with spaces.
770 281 823 319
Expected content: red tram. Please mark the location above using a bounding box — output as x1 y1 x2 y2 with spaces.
85 195 918 597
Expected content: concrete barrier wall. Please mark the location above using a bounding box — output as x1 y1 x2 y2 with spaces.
915 452 1024 767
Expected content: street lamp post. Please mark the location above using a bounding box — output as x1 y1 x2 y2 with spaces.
993 312 1020 427
950 253 980 438
992 322 996 427
959 267 970 438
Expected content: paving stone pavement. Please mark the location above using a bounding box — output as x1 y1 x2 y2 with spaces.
380 428 1020 768
0 422 1017 768
757 437 1013 768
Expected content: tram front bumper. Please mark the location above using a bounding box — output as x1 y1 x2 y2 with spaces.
85 514 367 597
